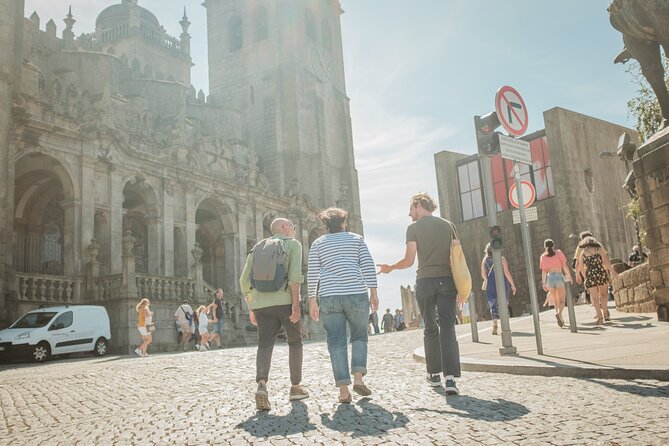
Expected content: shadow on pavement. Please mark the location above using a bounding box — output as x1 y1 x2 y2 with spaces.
587 379 669 398
412 388 529 421
320 397 409 438
236 401 316 437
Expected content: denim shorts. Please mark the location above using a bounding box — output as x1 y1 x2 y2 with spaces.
212 320 223 335
545 272 565 289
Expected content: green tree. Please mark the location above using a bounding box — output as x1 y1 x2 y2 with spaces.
626 59 669 142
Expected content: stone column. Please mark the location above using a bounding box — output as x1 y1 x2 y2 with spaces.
121 231 137 299
162 180 175 277
237 202 248 272
80 161 96 273
222 233 239 297
60 199 81 276
185 188 197 279
110 171 123 274
146 207 162 276
633 132 669 321
85 239 100 300
255 206 264 243
191 242 203 300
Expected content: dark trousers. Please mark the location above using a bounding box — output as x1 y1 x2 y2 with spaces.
415 276 461 378
254 304 303 385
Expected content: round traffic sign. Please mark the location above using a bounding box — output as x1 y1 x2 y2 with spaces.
495 86 529 136
508 180 536 209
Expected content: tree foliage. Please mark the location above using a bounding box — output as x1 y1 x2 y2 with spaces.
626 59 669 142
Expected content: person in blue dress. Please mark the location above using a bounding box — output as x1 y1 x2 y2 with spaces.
480 244 516 335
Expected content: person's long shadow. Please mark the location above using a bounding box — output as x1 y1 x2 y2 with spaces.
320 398 409 438
412 388 529 421
587 379 669 397
236 401 316 437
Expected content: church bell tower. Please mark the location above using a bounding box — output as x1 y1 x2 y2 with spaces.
203 0 362 230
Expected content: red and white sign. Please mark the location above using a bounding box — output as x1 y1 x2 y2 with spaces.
495 86 528 136
509 180 536 209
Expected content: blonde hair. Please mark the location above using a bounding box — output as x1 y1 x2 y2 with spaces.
196 305 207 315
410 192 437 212
136 298 150 312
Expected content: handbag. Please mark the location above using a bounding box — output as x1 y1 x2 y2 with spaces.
146 323 156 333
447 220 472 299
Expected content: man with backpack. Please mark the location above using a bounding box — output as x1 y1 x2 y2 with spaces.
239 217 308 411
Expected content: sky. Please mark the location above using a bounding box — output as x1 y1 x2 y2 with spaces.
24 1 641 313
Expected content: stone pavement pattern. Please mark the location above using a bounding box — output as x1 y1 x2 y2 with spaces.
1 330 668 445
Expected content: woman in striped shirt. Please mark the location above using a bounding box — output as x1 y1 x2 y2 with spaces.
307 207 379 404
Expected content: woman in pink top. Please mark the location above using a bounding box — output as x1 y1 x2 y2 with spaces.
539 239 572 327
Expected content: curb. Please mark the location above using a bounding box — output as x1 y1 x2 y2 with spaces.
413 350 669 381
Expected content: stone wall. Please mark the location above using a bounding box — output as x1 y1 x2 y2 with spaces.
612 262 656 313
633 130 669 321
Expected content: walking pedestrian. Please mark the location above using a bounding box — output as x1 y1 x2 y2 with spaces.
135 298 153 357
576 236 618 325
209 289 224 349
394 309 405 331
381 308 394 333
369 311 380 335
196 305 210 351
174 302 193 351
307 207 379 404
240 217 308 411
480 243 516 335
539 239 573 327
377 192 465 395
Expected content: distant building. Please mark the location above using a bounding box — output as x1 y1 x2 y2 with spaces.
0 0 360 352
434 107 638 318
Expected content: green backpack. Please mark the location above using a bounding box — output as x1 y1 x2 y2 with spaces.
250 238 288 292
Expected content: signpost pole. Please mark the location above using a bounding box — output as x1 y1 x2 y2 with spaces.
513 161 543 355
480 155 516 355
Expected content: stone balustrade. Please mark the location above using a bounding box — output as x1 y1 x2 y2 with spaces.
136 274 196 301
15 272 82 303
94 274 123 301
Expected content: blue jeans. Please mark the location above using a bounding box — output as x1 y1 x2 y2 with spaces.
319 293 370 386
415 276 461 377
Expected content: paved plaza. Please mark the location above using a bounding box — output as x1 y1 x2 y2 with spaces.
1 328 668 445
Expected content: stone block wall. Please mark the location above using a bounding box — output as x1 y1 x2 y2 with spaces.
613 262 657 313
634 131 669 321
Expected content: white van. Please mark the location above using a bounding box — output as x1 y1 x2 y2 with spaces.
0 305 111 362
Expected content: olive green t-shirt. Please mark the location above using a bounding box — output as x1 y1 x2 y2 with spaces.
406 215 453 279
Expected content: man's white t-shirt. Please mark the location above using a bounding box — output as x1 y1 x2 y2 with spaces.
175 304 194 325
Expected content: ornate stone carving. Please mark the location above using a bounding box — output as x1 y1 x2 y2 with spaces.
87 238 100 263
122 230 136 256
191 242 203 265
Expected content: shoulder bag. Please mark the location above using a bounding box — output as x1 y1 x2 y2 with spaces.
447 220 472 299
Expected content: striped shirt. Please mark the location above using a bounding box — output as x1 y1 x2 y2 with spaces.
307 231 377 299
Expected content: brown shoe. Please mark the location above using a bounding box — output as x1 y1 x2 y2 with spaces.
289 385 309 401
255 382 271 411
352 383 372 397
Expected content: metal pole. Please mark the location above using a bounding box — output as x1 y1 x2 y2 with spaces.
480 155 516 355
564 276 577 333
513 162 543 355
468 292 479 343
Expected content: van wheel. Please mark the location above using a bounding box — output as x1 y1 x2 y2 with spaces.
93 338 108 357
32 342 50 363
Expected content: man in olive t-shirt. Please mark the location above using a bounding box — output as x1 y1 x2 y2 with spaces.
377 192 464 395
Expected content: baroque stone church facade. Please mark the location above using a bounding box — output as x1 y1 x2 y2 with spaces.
0 0 362 352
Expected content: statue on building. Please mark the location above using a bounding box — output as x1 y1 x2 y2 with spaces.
609 0 669 130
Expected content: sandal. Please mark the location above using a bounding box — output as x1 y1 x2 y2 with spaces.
338 393 352 404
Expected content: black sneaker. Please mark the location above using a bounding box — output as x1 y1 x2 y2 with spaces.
445 379 459 395
426 374 441 387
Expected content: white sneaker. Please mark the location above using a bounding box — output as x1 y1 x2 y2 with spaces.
134 348 142 357
195 344 200 351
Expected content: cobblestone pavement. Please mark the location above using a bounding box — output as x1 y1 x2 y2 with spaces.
1 330 668 445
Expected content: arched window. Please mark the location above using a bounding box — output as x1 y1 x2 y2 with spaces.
229 16 243 52
254 7 268 42
305 10 316 41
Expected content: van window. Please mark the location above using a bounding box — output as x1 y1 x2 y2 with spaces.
50 311 73 331
11 312 58 329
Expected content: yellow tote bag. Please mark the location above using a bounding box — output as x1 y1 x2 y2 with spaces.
447 221 472 299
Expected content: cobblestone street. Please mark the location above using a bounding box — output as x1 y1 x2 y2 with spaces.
1 330 668 445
